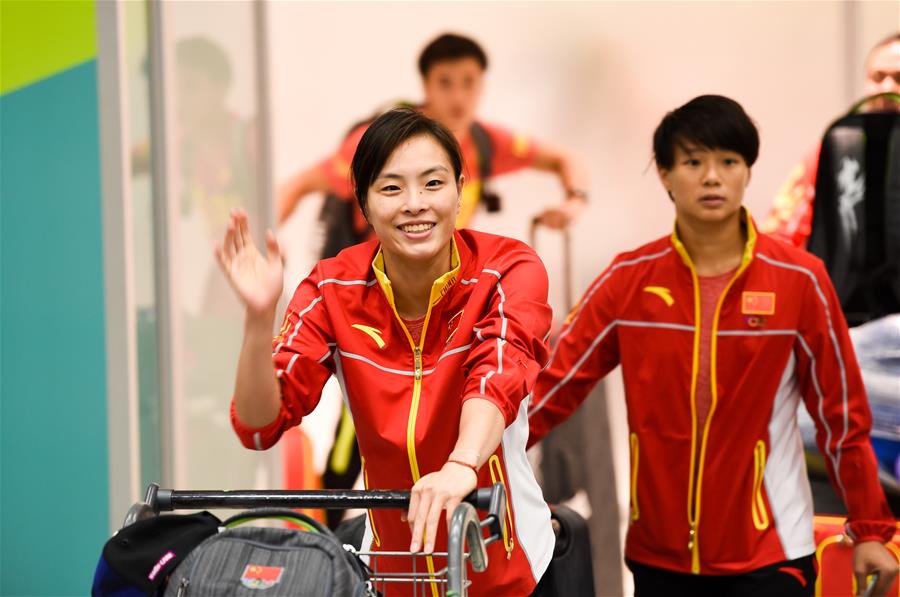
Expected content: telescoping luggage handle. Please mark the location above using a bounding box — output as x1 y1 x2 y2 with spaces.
530 216 573 312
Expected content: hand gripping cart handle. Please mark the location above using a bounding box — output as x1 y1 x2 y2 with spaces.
125 482 507 596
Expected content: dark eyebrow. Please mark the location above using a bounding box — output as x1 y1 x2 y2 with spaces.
376 173 404 182
421 166 450 177
376 165 450 182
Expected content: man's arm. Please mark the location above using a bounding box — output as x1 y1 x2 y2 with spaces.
276 163 333 224
530 141 589 229
483 124 588 229
276 124 368 224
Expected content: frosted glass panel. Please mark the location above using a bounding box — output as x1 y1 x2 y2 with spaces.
166 0 270 490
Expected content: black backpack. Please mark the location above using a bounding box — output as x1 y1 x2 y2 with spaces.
161 509 371 597
807 93 900 326
317 103 497 259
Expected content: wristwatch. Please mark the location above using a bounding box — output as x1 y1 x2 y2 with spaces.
566 188 589 202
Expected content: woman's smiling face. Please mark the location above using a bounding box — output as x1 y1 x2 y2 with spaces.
366 133 462 266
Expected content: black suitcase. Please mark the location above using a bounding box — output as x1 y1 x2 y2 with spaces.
533 504 596 596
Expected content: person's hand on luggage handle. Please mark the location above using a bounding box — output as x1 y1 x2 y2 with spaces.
214 208 284 317
405 461 479 554
855 540 899 596
535 195 586 230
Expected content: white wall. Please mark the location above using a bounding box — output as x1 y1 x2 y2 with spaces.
265 2 898 593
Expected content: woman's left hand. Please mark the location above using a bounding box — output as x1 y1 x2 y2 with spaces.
854 541 899 597
406 462 478 553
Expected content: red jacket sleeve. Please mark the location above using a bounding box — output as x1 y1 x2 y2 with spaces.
795 258 895 543
461 246 552 426
231 267 335 451
527 259 621 448
482 122 539 177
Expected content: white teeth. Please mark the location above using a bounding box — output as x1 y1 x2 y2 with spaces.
400 223 435 233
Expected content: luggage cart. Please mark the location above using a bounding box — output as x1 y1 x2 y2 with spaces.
124 482 507 597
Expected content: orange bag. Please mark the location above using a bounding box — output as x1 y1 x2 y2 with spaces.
282 426 326 524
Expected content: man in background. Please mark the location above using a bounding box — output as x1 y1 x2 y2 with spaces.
763 32 899 245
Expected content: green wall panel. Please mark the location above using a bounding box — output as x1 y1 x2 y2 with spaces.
0 0 97 95
1 60 108 596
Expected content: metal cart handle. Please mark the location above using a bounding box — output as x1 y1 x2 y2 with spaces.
125 482 506 538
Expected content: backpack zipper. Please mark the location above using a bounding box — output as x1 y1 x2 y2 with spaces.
175 577 188 597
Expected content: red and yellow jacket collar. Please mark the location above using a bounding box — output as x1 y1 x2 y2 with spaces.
669 206 759 274
370 235 462 315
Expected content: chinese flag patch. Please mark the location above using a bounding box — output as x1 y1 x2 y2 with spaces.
742 291 775 315
240 565 284 590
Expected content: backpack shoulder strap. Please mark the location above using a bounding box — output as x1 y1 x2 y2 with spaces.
469 120 494 182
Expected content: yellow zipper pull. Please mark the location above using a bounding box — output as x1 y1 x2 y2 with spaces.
414 347 422 380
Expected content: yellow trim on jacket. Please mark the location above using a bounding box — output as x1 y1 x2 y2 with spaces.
669 207 759 573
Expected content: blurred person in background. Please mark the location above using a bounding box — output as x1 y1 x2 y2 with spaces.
278 32 588 247
763 32 899 246
277 32 589 524
527 95 898 596
217 109 556 596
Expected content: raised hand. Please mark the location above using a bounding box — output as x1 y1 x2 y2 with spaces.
214 208 284 317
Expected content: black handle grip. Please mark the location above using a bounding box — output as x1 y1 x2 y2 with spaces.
144 482 505 517
465 486 496 512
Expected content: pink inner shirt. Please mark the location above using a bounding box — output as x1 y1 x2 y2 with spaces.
401 315 427 346
695 269 737 431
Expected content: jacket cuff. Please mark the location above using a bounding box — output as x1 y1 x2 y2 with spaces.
229 399 285 451
846 521 897 545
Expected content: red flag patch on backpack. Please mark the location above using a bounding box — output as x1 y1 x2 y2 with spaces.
240 565 284 590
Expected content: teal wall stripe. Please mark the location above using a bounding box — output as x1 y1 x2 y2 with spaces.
1 59 109 595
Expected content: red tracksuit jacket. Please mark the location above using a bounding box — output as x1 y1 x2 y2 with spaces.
528 211 895 575
233 229 554 596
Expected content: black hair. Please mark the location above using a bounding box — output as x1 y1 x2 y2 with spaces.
176 36 231 88
653 95 759 169
351 109 463 217
418 33 488 77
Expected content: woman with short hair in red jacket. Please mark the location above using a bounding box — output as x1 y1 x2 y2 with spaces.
528 95 898 596
215 108 554 596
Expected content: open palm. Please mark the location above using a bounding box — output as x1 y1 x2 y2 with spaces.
215 209 284 316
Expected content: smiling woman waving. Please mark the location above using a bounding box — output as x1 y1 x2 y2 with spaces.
215 109 554 596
